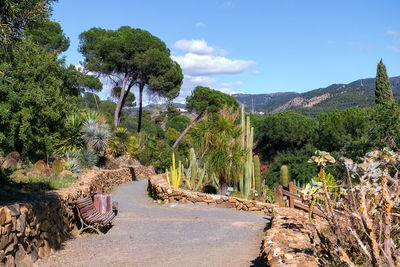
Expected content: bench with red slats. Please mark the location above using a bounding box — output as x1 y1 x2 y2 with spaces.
76 197 115 234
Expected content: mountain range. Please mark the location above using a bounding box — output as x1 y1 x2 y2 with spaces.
233 76 400 117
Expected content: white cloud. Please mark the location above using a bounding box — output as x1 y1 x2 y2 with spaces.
173 75 217 103
220 81 242 87
173 39 225 55
195 22 205 28
221 1 233 8
172 53 255 76
386 28 400 53
387 45 400 53
219 87 237 95
386 28 399 39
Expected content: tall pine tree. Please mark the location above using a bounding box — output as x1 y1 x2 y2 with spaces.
375 59 394 105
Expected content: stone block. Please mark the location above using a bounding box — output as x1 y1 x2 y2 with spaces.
7 204 20 217
0 208 11 225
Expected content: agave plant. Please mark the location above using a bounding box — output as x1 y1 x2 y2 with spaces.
81 119 111 155
77 149 99 169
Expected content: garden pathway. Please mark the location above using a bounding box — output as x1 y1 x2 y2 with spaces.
37 180 269 267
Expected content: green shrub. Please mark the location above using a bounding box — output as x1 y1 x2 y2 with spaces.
138 138 174 173
52 159 64 174
165 115 191 132
77 149 99 169
126 136 139 157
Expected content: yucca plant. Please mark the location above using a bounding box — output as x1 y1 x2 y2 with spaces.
53 113 85 156
77 149 99 169
81 119 110 155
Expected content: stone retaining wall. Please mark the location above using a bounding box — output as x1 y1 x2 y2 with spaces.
260 207 320 266
148 174 275 215
0 165 154 267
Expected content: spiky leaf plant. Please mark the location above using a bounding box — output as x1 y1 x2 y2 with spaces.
77 149 99 169
81 119 110 155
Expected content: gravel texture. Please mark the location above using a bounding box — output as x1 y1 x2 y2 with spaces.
37 180 269 267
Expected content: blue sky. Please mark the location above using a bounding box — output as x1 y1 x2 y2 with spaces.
52 0 400 102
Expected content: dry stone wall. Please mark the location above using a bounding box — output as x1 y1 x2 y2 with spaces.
0 165 154 267
148 174 275 215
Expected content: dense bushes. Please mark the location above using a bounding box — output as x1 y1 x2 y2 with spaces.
256 102 400 187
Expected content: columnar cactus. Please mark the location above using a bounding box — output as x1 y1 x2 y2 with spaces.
239 104 255 199
254 155 262 197
280 165 289 188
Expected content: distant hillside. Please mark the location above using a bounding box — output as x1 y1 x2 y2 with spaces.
234 76 400 117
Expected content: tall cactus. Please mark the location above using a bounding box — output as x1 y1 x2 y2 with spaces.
239 104 245 194
244 116 253 198
238 104 255 199
254 155 261 197
280 165 289 188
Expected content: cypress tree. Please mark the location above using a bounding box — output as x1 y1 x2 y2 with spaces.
375 59 394 105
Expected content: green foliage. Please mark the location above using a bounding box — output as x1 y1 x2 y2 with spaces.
79 26 183 130
375 59 393 106
313 171 338 201
186 86 239 115
253 155 262 197
165 115 191 132
0 40 81 157
77 149 99 169
182 148 206 191
257 111 317 159
53 113 85 156
317 107 373 159
126 136 139 157
369 103 400 150
52 159 64 174
26 18 70 52
0 0 55 45
280 165 289 187
138 137 173 173
81 119 111 155
265 146 318 188
120 117 164 139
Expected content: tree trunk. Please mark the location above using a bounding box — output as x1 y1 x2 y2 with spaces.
114 74 130 128
172 112 203 148
137 84 144 133
92 91 100 114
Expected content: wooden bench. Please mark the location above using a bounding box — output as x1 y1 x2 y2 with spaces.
76 197 116 235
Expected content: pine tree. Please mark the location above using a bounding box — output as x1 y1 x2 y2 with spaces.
375 59 394 105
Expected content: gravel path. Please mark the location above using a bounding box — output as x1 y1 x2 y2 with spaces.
37 180 270 267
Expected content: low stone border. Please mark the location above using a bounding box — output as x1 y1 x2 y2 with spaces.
0 165 154 267
148 174 275 215
260 207 320 266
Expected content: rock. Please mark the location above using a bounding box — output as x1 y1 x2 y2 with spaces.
0 250 4 262
14 244 27 266
283 253 293 260
30 244 38 262
17 255 33 267
39 220 51 232
16 214 26 233
5 254 14 267
0 207 11 225
8 204 20 217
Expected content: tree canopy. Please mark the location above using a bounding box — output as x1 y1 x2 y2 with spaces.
26 19 70 53
186 86 239 115
0 41 80 157
78 26 183 131
375 59 393 106
173 86 239 148
0 0 55 45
